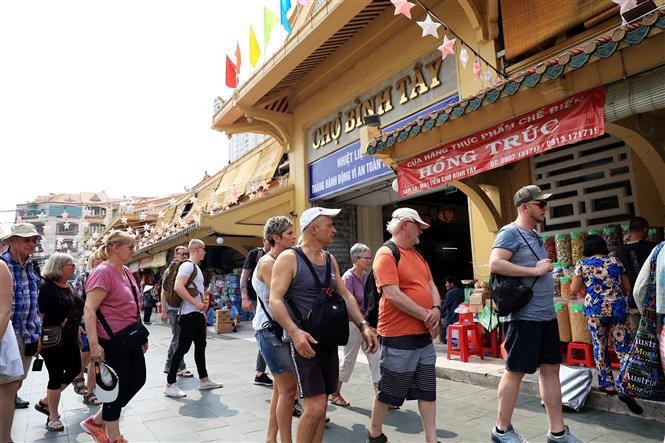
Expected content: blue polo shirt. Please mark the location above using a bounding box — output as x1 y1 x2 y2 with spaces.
1 249 42 343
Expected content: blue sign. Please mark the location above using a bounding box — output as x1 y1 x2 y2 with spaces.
308 94 459 201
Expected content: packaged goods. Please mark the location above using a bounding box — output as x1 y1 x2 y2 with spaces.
555 233 572 266
554 299 571 342
542 235 557 262
473 281 490 302
552 263 563 298
568 302 591 344
560 276 572 299
570 231 586 264
469 294 483 305
622 224 631 243
602 225 622 255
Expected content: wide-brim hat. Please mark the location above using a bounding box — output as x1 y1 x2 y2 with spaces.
94 362 119 403
1 223 42 242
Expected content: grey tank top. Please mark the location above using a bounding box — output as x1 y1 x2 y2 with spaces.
286 248 337 324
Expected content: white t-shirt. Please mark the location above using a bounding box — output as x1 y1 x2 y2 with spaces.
251 255 272 331
176 260 205 316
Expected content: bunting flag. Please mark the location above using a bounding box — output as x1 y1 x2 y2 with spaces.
264 6 279 47
298 0 312 5
234 42 242 76
249 26 261 67
225 55 238 88
280 0 292 33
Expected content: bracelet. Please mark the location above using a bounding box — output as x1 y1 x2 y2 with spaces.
431 305 442 313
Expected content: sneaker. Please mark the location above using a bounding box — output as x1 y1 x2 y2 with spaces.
366 432 388 443
80 415 108 442
163 384 187 398
491 425 529 443
14 395 29 409
546 425 584 443
199 378 223 390
254 373 273 386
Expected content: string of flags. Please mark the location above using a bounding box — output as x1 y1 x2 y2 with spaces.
393 0 504 82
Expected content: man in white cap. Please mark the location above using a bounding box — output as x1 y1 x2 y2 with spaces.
367 208 441 443
489 185 581 443
270 207 378 443
0 223 43 418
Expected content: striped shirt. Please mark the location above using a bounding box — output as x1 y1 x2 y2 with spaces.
1 249 42 343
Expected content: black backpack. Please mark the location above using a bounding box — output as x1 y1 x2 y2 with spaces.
364 240 400 328
287 247 349 349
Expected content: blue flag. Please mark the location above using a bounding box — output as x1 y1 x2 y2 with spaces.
280 0 292 33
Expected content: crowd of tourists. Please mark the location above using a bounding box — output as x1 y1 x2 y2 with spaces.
0 184 663 443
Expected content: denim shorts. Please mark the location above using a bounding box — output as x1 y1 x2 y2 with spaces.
256 328 293 375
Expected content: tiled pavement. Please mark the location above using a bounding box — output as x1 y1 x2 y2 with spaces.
11 321 664 442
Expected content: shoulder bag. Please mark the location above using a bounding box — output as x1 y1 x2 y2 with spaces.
97 269 149 350
490 228 541 317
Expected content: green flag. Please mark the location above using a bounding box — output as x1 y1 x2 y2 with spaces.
264 6 279 48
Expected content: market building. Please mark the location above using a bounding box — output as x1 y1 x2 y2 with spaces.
211 0 665 283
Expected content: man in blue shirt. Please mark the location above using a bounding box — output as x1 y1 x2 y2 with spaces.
221 299 240 332
0 223 43 417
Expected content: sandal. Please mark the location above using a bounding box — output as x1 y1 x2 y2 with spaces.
46 416 64 432
34 400 50 416
329 394 350 407
599 387 618 396
177 369 194 378
73 376 87 395
83 392 102 406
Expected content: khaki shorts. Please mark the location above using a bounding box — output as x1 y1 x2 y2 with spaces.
0 333 34 385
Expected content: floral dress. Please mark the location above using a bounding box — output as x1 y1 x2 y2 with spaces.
573 255 632 388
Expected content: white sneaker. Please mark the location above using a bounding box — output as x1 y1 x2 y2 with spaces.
199 378 223 390
164 384 187 398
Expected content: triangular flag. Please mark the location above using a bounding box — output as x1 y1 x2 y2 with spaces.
280 0 292 33
264 6 279 48
225 55 238 88
249 26 261 67
234 42 242 76
298 0 312 5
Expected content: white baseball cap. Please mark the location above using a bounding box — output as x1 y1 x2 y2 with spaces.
94 362 119 403
299 207 341 231
391 207 430 229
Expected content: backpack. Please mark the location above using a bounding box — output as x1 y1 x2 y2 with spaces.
287 247 349 349
364 240 400 328
162 259 198 308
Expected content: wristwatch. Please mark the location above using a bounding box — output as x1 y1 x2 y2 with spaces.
358 320 370 330
431 305 442 313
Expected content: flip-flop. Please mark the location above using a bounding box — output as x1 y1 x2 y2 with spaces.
46 417 64 432
177 369 194 378
329 394 350 407
73 377 87 395
83 392 102 406
34 400 50 416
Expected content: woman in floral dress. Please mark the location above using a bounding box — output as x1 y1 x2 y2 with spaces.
571 234 642 413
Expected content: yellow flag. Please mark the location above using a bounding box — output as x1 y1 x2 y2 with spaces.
249 26 261 68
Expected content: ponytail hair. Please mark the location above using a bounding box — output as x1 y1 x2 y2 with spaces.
99 230 135 261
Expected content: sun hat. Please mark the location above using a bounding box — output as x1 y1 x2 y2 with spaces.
0 223 42 242
513 185 552 207
391 208 430 229
94 362 119 403
300 207 341 231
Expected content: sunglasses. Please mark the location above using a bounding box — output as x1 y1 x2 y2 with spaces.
528 201 548 209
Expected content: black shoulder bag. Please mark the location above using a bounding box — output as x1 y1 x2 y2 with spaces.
287 247 349 348
96 269 149 350
490 228 542 317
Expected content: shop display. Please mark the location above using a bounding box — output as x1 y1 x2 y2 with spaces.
570 231 586 264
554 298 571 342
555 233 572 266
568 301 591 344
647 227 664 243
542 235 557 262
622 224 631 243
560 276 572 299
602 225 622 255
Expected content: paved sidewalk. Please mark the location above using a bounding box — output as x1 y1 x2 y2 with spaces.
11 321 664 442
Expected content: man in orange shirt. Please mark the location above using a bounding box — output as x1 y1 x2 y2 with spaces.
367 208 442 443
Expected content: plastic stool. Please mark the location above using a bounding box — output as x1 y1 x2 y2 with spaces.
481 327 501 358
447 322 484 362
566 342 594 368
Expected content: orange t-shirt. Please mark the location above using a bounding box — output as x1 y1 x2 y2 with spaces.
373 244 433 337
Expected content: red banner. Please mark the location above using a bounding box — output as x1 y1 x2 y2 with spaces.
397 87 606 197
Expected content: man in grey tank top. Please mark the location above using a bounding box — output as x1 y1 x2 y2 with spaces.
270 207 378 443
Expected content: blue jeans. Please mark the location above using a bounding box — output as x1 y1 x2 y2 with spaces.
256 328 293 376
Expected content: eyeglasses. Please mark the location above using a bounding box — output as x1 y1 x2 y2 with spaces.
357 256 372 260
528 201 548 209
64 263 76 268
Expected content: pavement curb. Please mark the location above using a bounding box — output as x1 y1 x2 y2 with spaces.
435 365 665 421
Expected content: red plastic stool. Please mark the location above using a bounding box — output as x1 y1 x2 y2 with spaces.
566 342 594 368
608 346 620 369
481 327 501 358
447 321 484 362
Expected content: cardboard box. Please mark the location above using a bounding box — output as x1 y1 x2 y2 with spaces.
469 294 483 305
215 323 234 334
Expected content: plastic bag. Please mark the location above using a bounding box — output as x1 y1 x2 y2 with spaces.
0 323 24 378
478 305 498 332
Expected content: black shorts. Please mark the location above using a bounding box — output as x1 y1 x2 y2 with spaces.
290 343 338 398
504 319 561 374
